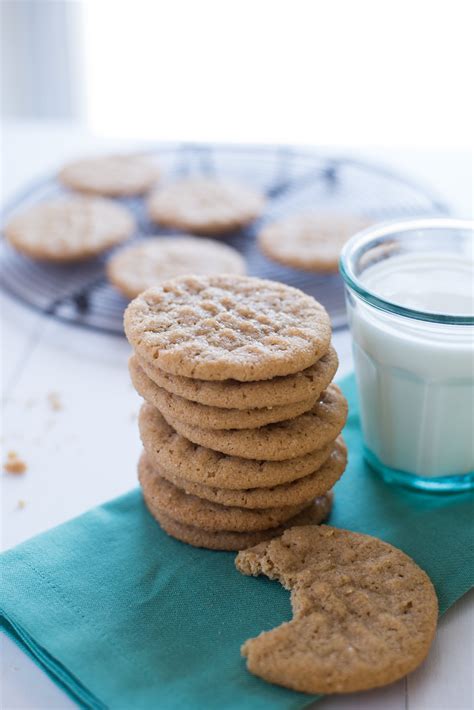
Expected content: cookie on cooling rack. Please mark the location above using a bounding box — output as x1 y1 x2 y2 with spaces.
58 153 159 196
3 196 135 262
107 236 246 299
258 212 372 272
147 177 265 235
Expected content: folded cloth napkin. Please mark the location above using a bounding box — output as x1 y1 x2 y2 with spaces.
2 375 473 710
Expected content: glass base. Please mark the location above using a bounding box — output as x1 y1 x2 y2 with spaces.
364 447 474 493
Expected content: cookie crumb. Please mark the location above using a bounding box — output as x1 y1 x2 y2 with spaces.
47 391 63 411
4 451 27 474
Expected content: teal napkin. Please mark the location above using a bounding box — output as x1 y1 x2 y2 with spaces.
2 375 473 710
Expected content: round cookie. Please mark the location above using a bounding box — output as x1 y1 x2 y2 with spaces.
236 525 438 694
136 345 338 410
258 213 372 272
147 177 265 235
108 236 246 299
162 384 348 461
3 196 135 262
139 404 336 489
138 453 307 532
124 275 332 381
130 358 317 430
158 437 346 508
58 153 159 196
150 494 333 551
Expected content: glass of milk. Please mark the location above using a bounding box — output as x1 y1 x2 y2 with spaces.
340 218 474 492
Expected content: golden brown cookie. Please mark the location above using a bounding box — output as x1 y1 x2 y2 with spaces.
147 177 265 235
258 213 372 272
130 358 317 430
124 275 332 381
139 404 336 489
162 384 348 461
158 437 346 508
135 345 338 410
58 153 159 196
107 236 246 299
236 525 438 694
138 453 307 532
3 196 135 262
150 494 333 550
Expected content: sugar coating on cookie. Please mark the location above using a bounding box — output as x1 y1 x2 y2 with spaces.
236 525 438 694
148 177 265 235
259 213 372 272
108 236 246 299
4 196 135 262
124 275 332 381
130 357 317 430
157 437 346 509
139 404 337 489
149 494 333 551
59 154 159 196
136 345 338 410
138 453 307 532
162 383 348 461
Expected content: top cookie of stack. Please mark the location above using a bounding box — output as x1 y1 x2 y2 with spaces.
124 275 348 550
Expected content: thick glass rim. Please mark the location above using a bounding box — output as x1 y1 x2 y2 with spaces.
339 217 474 325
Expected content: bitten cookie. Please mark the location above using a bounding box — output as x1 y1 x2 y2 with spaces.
58 153 159 196
147 177 265 235
157 437 346 508
258 213 372 272
135 345 338 410
138 453 307 532
3 196 135 262
124 275 332 381
236 525 438 694
151 494 333 551
108 236 246 299
139 404 336 489
161 384 348 461
130 358 317 430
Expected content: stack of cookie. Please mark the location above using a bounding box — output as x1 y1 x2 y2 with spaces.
124 275 348 550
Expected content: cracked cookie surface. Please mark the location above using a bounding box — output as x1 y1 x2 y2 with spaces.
124 275 331 381
147 177 265 235
236 525 438 694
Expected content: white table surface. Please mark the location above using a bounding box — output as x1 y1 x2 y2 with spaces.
1 122 473 710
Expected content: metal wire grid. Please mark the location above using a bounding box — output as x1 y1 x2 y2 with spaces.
0 143 449 335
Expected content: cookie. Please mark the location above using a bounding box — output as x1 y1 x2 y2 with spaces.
58 153 159 196
158 437 346 508
138 453 307 532
161 384 348 461
139 404 336 489
130 358 317 430
136 345 338 410
3 196 135 262
147 177 265 235
124 275 332 381
108 236 246 299
258 213 372 272
150 494 333 551
236 525 438 694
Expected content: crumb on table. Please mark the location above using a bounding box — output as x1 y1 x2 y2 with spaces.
47 391 63 411
4 451 27 474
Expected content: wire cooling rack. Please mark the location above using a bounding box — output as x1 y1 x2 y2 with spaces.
0 143 449 335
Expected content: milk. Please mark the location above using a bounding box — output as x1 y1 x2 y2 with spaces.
349 252 474 478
